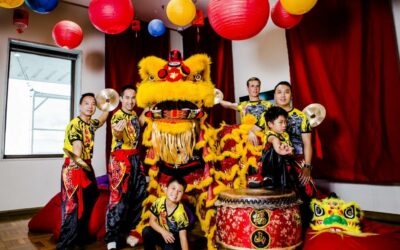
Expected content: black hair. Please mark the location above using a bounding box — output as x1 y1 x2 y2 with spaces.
167 176 187 191
79 92 95 104
264 106 288 123
273 81 292 93
120 84 136 97
246 77 261 87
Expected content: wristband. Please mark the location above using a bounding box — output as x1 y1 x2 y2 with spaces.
303 163 313 170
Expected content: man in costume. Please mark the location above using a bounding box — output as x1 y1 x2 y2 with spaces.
58 93 108 249
105 85 147 250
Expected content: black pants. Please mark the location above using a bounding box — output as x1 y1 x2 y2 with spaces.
142 226 181 250
105 153 147 244
57 166 99 250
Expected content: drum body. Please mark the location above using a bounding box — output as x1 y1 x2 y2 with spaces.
216 188 302 249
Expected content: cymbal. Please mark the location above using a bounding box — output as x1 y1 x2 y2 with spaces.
63 148 91 171
214 88 224 105
95 88 119 112
302 103 326 128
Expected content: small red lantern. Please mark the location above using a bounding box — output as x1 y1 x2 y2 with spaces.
271 1 303 29
52 20 83 49
88 0 134 35
13 9 29 33
208 0 270 40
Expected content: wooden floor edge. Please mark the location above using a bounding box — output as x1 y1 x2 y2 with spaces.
364 210 400 224
0 207 42 221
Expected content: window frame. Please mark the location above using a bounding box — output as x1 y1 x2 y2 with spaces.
2 39 81 159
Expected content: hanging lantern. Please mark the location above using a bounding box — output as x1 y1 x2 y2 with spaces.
88 0 134 35
166 0 196 27
0 0 24 8
271 1 303 29
52 20 83 49
13 9 29 33
148 19 166 37
25 0 59 14
208 0 270 40
280 0 318 15
131 19 141 38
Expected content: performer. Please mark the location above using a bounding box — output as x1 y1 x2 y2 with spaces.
142 177 189 250
58 93 109 249
274 81 317 228
259 106 294 188
220 77 273 146
105 85 147 250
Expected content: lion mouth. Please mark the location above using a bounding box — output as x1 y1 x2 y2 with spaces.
146 101 204 120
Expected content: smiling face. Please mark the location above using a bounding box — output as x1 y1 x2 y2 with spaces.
267 115 288 134
79 95 96 118
274 84 292 108
120 88 136 113
166 180 185 204
247 80 261 99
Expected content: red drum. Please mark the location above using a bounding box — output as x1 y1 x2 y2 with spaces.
216 188 302 249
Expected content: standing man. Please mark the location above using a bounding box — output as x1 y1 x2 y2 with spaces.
105 85 147 250
58 93 109 249
220 77 273 145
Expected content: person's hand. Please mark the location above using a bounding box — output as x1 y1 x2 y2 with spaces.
161 229 175 244
248 131 259 146
279 143 293 155
112 119 126 132
298 167 311 186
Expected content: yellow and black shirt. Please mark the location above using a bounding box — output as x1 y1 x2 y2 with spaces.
265 130 292 147
110 109 140 152
150 196 189 233
287 108 311 155
238 100 273 129
63 117 100 160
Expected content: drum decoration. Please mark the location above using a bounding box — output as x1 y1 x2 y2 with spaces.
215 188 303 249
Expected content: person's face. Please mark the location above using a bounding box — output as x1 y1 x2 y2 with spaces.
274 84 292 107
120 89 136 113
268 115 288 134
80 96 96 117
247 80 261 98
166 181 185 204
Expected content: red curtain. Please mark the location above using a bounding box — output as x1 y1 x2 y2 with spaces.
182 19 236 127
286 0 400 183
105 23 170 161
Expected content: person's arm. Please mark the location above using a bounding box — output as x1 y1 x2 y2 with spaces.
72 140 83 158
219 100 238 111
97 111 109 127
248 125 261 146
179 230 189 250
139 107 150 127
299 132 313 185
268 136 293 155
149 213 175 244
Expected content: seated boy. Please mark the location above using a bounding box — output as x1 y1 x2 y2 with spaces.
142 177 189 250
260 106 294 188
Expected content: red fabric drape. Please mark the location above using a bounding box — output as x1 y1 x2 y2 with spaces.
182 19 236 127
105 24 170 161
286 0 400 183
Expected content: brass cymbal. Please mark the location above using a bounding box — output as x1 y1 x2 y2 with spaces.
214 88 224 105
302 103 326 128
63 148 91 171
95 88 119 112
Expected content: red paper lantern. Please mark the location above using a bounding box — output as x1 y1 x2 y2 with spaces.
271 1 303 29
88 0 134 35
52 20 83 49
13 9 29 33
208 0 270 40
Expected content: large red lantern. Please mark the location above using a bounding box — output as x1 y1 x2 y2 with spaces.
271 1 303 29
88 0 134 35
208 0 270 40
52 20 83 49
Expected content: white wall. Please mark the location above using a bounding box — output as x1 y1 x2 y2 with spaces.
231 0 400 215
0 2 106 211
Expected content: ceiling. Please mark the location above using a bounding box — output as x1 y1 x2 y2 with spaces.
65 0 209 29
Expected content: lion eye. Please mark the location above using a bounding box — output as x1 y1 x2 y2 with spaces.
148 75 155 81
314 204 325 217
194 73 202 81
344 206 355 219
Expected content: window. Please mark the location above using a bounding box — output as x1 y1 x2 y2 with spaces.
4 40 80 158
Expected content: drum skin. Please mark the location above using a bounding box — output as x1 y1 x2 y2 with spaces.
216 188 303 249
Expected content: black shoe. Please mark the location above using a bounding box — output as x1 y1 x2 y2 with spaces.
262 176 274 189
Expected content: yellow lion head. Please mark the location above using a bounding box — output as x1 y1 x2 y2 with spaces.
310 195 363 234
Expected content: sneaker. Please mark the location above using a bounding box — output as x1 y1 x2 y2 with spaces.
262 176 274 189
107 242 117 250
126 235 139 247
247 176 262 188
